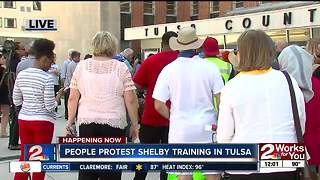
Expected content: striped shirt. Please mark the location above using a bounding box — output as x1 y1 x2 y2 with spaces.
13 68 57 123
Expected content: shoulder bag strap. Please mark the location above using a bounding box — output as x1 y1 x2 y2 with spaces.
282 71 306 180
281 71 304 143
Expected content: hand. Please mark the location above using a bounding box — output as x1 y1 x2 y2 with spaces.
55 88 64 103
130 123 139 141
134 59 139 66
57 88 65 96
53 70 59 75
65 124 72 135
315 56 320 64
65 123 77 136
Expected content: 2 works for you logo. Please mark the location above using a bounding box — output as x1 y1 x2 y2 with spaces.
260 143 305 160
24 18 57 31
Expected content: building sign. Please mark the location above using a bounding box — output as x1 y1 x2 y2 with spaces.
125 4 319 40
25 18 57 31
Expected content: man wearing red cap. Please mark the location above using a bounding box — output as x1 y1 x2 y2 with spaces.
202 37 235 84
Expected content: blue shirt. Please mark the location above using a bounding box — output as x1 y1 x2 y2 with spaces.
178 50 196 58
61 59 72 79
113 54 134 76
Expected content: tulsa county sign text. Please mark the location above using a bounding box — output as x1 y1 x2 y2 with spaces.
144 8 318 37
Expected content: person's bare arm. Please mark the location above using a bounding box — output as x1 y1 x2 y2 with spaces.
66 88 80 127
214 93 221 115
154 99 169 119
124 90 139 140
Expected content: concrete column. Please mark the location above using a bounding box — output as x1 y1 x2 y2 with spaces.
100 1 121 43
177 1 190 22
219 1 233 16
155 1 166 24
131 1 144 27
199 1 210 20
130 1 144 53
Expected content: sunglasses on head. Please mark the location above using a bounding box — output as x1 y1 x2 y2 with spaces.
233 49 239 55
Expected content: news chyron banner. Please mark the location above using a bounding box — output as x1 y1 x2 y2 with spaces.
9 137 305 173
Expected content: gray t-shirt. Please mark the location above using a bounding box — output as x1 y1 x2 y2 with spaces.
64 61 78 90
16 56 35 75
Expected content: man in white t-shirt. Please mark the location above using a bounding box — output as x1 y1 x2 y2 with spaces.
152 27 224 180
48 54 61 113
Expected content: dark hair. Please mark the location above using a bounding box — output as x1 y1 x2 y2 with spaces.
14 42 22 50
31 39 55 60
147 53 154 58
84 54 92 59
162 31 178 45
71 51 81 59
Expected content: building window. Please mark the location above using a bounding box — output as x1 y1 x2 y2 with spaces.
233 1 244 9
190 1 199 20
0 2 2 8
4 18 17 28
144 1 154 15
0 18 2 28
144 1 154 26
4 1 16 8
166 1 176 16
258 1 269 5
166 1 177 23
120 1 131 13
190 1 199 16
210 1 219 18
26 7 31 12
120 13 131 50
166 16 177 23
33 1 41 11
312 27 320 39
288 28 311 46
144 15 154 26
266 30 287 45
20 6 25 12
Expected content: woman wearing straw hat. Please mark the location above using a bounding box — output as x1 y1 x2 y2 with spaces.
153 27 224 180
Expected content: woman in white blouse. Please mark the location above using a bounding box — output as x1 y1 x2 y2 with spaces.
217 30 305 180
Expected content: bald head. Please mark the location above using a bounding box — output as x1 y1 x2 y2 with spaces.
120 48 134 62
275 40 288 53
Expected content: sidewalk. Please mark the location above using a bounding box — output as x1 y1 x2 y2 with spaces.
0 100 158 180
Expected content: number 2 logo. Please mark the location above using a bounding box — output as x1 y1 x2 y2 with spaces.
29 145 43 161
260 144 274 160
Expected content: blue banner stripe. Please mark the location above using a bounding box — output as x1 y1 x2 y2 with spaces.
59 144 258 159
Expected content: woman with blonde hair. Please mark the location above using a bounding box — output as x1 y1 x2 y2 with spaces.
217 30 305 180
66 31 139 180
306 38 320 65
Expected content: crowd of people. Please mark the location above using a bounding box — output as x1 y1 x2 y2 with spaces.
0 26 319 180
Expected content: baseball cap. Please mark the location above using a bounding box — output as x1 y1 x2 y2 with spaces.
203 37 219 57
